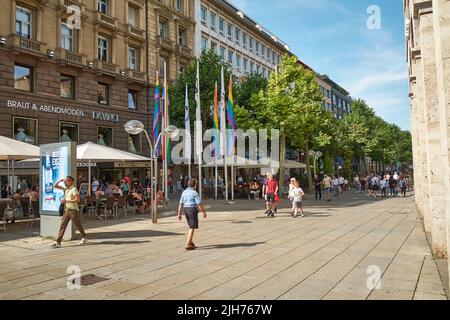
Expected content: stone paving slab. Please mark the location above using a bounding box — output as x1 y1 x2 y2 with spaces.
0 192 448 300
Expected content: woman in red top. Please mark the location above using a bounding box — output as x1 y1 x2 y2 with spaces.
263 173 278 217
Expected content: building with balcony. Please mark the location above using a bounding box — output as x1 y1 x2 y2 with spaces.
194 0 291 80
0 0 151 181
148 0 196 83
297 59 351 119
317 74 352 119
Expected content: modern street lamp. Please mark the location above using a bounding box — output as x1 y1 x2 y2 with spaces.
307 150 323 178
124 120 179 224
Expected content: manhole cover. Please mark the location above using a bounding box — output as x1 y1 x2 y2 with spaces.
73 274 110 286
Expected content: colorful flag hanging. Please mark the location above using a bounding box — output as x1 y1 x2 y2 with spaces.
184 84 191 164
219 66 227 157
227 76 236 156
213 81 220 158
153 71 160 152
164 76 171 163
195 60 203 158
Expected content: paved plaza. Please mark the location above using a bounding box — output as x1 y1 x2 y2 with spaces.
0 192 448 300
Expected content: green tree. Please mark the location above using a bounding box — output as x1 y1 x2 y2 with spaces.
169 50 233 129
235 73 268 108
251 55 333 190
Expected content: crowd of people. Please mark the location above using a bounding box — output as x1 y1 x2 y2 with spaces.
1 178 40 204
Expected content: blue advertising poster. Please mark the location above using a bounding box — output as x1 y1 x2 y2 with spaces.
40 142 76 216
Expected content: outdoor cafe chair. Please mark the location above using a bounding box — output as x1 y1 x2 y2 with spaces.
84 195 97 219
126 195 137 215
0 201 7 232
19 197 32 220
115 196 127 219
27 200 40 229
103 197 116 220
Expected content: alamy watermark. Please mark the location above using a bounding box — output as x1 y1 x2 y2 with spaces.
66 265 81 290
67 5 81 30
170 128 281 173
366 265 382 290
367 5 381 30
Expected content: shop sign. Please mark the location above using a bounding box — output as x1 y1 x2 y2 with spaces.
92 111 119 123
6 99 119 123
114 161 152 168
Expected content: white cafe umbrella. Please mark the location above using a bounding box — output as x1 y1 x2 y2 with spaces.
0 135 40 161
0 135 40 192
77 142 152 195
21 142 152 195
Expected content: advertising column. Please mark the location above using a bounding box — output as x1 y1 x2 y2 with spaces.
40 142 77 240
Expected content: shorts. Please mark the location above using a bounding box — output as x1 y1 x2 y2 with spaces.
265 193 275 203
371 185 379 191
184 207 199 229
294 202 303 209
324 187 332 193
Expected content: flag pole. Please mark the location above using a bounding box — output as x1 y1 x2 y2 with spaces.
195 60 203 200
185 83 192 179
220 67 228 204
163 61 169 203
213 81 219 200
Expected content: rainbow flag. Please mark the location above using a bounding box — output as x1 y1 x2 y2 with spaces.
213 81 219 158
153 71 160 150
227 76 236 156
162 77 171 162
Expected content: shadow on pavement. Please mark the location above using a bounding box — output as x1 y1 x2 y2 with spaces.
197 241 265 250
87 230 182 240
95 240 152 245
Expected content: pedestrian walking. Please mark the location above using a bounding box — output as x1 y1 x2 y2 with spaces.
323 174 332 202
338 176 345 194
333 176 340 197
370 174 380 198
51 176 87 248
313 175 322 200
289 178 297 213
389 175 397 197
263 173 278 217
354 174 361 193
399 175 407 197
380 176 388 197
289 180 305 218
177 179 207 250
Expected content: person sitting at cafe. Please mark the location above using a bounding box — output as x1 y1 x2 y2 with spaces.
113 184 123 196
22 188 32 199
120 179 129 196
1 185 8 198
14 190 22 200
131 188 146 214
157 185 164 206
105 183 115 197
248 180 260 200
27 186 39 202
95 188 104 199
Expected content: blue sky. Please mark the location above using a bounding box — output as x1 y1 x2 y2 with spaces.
228 0 410 130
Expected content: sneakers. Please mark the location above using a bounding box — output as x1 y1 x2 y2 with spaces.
264 210 271 216
78 238 87 245
50 242 61 248
185 243 196 250
97 216 104 221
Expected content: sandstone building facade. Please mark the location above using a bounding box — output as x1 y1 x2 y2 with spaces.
404 0 450 286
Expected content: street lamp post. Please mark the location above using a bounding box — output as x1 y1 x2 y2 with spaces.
124 120 179 224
